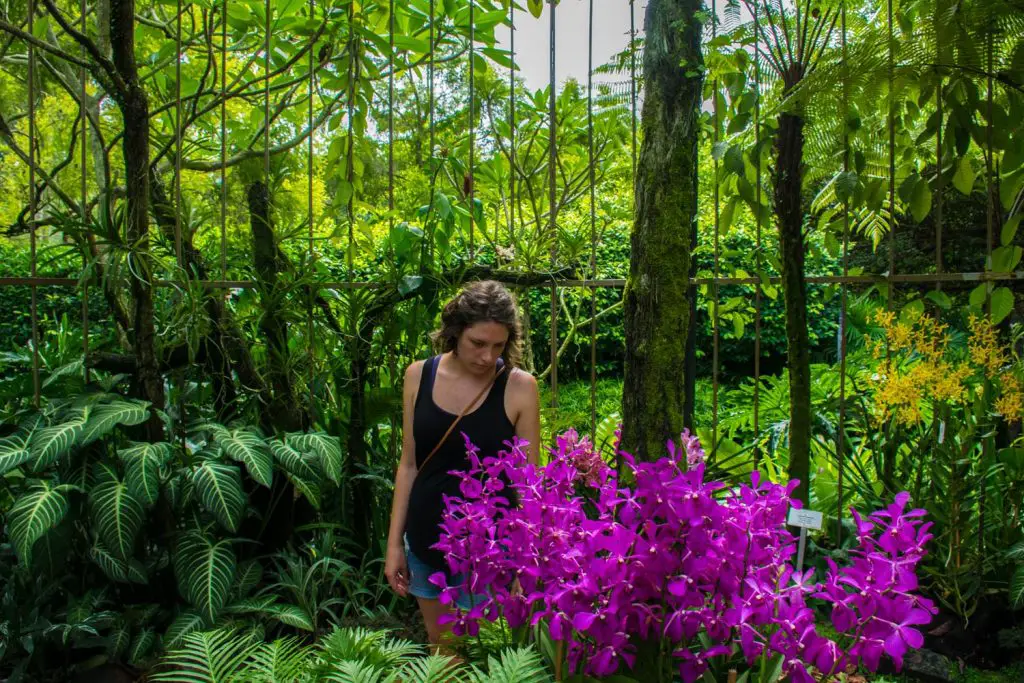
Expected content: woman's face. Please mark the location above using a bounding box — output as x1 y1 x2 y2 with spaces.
455 321 509 375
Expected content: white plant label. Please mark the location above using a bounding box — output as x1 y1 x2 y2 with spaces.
787 508 823 530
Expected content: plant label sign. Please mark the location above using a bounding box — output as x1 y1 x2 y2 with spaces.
787 508 823 530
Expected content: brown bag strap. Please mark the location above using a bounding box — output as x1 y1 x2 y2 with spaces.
417 363 507 475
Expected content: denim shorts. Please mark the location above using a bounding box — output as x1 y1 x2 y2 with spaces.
404 536 487 611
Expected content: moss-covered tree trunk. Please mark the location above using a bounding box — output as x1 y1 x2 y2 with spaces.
774 68 811 504
248 181 304 433
621 0 703 461
111 0 164 441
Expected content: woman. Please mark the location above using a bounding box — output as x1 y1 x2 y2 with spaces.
384 280 541 649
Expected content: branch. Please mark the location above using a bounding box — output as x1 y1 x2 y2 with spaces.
39 0 126 96
0 18 92 68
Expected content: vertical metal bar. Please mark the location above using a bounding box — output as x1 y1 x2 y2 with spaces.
934 74 943 284
837 0 850 545
711 0 721 460
753 0 762 464
886 0 895 312
979 21 995 564
468 0 475 259
81 0 90 384
176 0 183 266
387 0 397 455
629 0 637 182
220 0 227 280
265 0 272 181
308 0 316 420
548 0 558 408
28 0 40 407
509 1 515 248
587 0 597 440
345 0 354 281
428 0 435 266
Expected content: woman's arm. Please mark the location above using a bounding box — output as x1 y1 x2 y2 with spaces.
384 361 422 596
511 369 542 466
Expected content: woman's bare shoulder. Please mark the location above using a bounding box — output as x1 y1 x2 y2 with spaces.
404 359 426 382
508 366 538 393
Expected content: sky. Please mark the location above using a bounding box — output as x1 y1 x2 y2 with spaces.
494 0 650 92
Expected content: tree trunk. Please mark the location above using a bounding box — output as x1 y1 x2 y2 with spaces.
774 86 811 504
110 0 164 441
248 180 304 433
621 0 703 461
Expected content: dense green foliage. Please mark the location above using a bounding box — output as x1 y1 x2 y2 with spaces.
0 0 1021 678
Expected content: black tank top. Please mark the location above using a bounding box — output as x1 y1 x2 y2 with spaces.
405 354 516 570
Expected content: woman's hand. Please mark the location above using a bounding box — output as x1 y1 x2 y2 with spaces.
385 543 410 597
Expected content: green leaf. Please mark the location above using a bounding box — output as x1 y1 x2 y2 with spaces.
174 530 236 623
990 246 1022 273
271 440 322 509
724 145 745 176
287 432 343 485
109 622 131 658
969 283 988 309
527 0 543 18
192 462 245 533
164 610 207 649
952 157 975 194
91 463 144 561
1012 565 1024 609
30 408 89 471
119 442 171 506
1003 215 1021 247
212 427 273 489
990 287 1013 325
925 290 952 310
0 433 32 476
910 177 932 222
90 542 130 582
235 560 263 598
9 482 70 565
264 603 315 632
128 629 155 665
1006 541 1024 561
81 400 150 446
835 171 858 203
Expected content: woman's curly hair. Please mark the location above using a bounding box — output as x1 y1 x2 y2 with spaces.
431 280 523 367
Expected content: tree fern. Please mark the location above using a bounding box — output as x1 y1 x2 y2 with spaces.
240 637 314 682
467 647 553 683
149 629 258 683
386 656 468 683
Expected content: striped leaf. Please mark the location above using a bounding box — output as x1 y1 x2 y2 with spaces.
264 603 315 632
129 629 156 665
91 542 130 582
174 530 236 623
109 622 132 658
9 482 71 565
192 462 245 532
164 610 208 650
30 408 89 471
81 400 150 446
0 433 32 476
287 432 343 485
223 596 277 614
119 442 172 506
90 463 144 560
219 428 273 488
271 440 322 509
234 560 263 599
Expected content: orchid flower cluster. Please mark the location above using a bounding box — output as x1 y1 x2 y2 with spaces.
430 429 935 682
